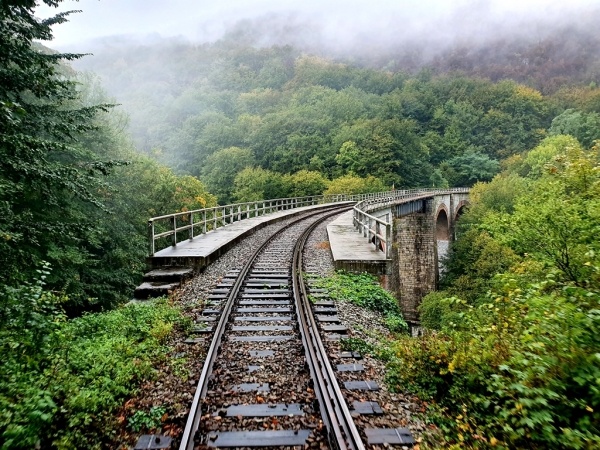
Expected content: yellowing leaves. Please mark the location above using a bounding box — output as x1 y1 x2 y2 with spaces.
514 85 544 102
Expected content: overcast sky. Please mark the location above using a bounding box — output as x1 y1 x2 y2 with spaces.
36 0 599 50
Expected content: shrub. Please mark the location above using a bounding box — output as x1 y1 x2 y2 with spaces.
385 275 600 448
312 271 407 332
128 406 167 433
0 271 183 449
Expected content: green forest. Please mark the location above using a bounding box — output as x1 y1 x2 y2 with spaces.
1 0 600 447
381 135 600 448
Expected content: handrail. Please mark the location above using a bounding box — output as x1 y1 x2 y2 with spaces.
147 188 469 256
352 188 470 258
148 191 404 255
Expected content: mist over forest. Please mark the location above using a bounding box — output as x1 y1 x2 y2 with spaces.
75 2 600 80
68 4 600 203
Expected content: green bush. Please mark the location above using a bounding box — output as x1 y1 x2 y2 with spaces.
312 271 407 332
128 406 167 433
418 291 472 330
340 337 375 355
387 276 600 447
0 271 183 449
385 143 600 448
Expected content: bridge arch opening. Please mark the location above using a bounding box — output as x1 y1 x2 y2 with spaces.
436 208 450 241
454 201 469 223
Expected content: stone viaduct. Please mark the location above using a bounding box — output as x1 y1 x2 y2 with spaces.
350 189 470 326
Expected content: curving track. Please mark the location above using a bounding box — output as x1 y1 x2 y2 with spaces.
178 205 414 449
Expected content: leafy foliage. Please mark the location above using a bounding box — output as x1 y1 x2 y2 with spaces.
128 406 167 433
286 170 328 197
313 272 407 332
0 3 217 311
340 337 375 355
384 137 600 448
0 267 184 449
233 167 285 201
323 173 386 195
440 151 500 187
76 39 560 200
0 2 116 291
201 146 254 203
549 108 600 148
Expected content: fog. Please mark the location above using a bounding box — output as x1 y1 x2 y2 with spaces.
37 0 600 62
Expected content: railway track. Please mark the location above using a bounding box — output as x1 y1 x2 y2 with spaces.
178 206 415 449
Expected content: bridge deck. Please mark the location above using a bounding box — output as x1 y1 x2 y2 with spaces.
327 211 388 275
150 202 354 268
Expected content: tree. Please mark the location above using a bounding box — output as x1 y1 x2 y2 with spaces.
232 167 285 201
549 108 600 148
333 118 429 187
0 3 219 310
496 145 600 286
324 174 386 195
0 1 118 289
519 134 582 178
200 146 254 203
440 150 500 187
286 170 328 197
429 168 449 188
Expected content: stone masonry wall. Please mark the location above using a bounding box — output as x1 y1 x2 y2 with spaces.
390 202 437 324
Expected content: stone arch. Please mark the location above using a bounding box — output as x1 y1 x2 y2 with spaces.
435 206 450 240
454 200 470 222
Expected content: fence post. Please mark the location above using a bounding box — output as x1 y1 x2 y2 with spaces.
148 220 155 255
386 222 392 259
171 216 177 247
189 212 194 240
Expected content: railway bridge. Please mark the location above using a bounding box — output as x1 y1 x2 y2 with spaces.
137 188 469 324
336 188 470 324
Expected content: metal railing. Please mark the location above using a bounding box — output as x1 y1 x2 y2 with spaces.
148 191 404 255
352 188 470 258
148 188 469 256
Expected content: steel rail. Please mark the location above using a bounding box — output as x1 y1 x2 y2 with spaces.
178 203 353 450
292 211 366 450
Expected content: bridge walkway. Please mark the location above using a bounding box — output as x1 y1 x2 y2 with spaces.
327 210 388 275
151 202 353 265
136 201 377 298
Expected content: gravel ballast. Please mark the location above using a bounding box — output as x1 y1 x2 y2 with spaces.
117 211 434 449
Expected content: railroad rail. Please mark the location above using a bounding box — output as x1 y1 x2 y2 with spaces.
148 193 391 256
175 204 417 449
178 204 360 449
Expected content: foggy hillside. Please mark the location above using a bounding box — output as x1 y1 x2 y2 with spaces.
73 6 600 144
75 4 600 90
63 3 600 202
